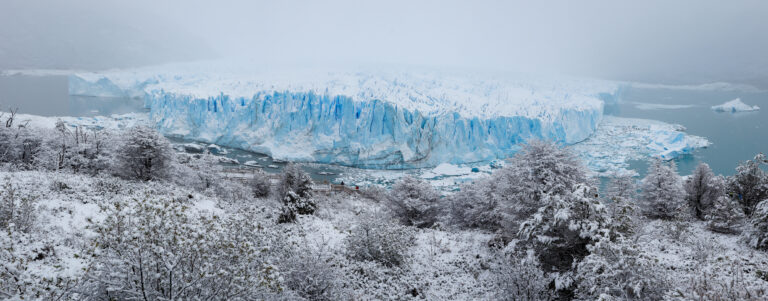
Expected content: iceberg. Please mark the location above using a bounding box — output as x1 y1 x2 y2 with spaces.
67 62 623 168
711 98 760 113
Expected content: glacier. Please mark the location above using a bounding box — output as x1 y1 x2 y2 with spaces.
67 62 626 168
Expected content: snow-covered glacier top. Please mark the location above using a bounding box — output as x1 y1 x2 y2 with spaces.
69 61 618 120
69 61 623 168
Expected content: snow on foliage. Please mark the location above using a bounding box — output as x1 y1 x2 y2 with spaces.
746 200 768 251
2 115 768 300
114 126 175 181
729 153 768 216
640 159 685 220
386 176 440 228
85 197 281 300
345 215 416 267
684 163 718 219
518 183 610 274
575 236 669 300
277 163 316 223
704 176 746 234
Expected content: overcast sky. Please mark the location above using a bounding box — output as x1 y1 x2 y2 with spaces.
2 0 767 86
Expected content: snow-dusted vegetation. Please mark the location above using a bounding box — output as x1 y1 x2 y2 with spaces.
1 111 767 300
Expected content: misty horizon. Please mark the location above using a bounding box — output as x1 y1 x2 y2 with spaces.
2 0 768 88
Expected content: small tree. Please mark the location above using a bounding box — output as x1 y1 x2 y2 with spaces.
684 163 718 219
604 174 636 202
277 164 315 223
251 169 271 198
746 200 768 251
114 126 174 181
447 140 588 234
518 184 611 274
639 159 685 220
729 153 768 216
604 175 639 237
387 176 440 228
706 197 746 235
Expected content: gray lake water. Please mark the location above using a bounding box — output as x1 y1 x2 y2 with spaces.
608 86 767 176
2 74 765 179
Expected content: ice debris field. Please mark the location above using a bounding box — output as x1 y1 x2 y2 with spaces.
66 61 709 173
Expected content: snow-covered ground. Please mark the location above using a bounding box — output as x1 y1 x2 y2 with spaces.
3 168 766 300
711 98 761 113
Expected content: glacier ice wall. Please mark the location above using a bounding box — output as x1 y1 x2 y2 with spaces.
146 90 603 168
68 63 621 168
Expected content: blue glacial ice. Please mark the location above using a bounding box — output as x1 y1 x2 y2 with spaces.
64 62 708 170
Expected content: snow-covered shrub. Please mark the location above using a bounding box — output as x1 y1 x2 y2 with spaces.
387 176 440 228
85 197 281 300
175 152 222 191
444 177 505 231
705 176 746 234
575 237 669 300
43 122 110 174
746 199 768 251
684 163 718 219
0 228 85 300
277 164 315 223
113 126 174 181
639 159 685 220
666 263 767 300
493 251 554 301
518 183 611 274
280 243 341 300
0 177 35 232
729 153 768 216
251 169 271 198
359 184 388 203
345 216 416 267
210 178 253 202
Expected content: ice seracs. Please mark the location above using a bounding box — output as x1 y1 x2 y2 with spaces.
68 61 623 168
711 98 760 113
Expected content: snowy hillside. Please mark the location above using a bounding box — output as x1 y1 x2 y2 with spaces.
68 61 623 168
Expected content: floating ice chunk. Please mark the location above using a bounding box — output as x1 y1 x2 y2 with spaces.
711 98 760 113
243 161 261 167
421 163 473 179
571 116 709 176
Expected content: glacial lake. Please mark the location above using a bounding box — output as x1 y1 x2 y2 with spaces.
2 74 766 180
607 86 767 176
